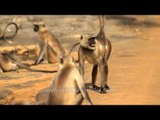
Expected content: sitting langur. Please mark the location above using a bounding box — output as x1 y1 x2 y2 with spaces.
0 22 18 41
36 50 93 105
78 15 112 93
33 22 65 65
0 52 57 73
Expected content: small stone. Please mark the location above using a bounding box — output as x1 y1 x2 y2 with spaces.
0 89 14 105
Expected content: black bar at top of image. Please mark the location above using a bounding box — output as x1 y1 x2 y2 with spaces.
0 0 160 14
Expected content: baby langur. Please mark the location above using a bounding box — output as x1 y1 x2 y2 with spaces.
0 22 18 41
33 22 65 65
36 52 93 105
78 15 112 93
0 52 57 73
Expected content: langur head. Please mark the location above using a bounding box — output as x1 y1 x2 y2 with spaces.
80 34 96 50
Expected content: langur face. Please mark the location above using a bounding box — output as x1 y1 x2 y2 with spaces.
33 24 39 32
80 34 96 50
33 23 46 32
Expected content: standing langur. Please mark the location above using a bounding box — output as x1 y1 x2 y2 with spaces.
33 22 65 65
36 48 93 105
78 15 112 93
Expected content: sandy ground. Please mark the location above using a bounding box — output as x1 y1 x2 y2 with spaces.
0 15 160 105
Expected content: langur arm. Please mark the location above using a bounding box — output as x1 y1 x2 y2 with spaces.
78 48 85 79
75 74 93 105
98 59 110 93
35 40 48 65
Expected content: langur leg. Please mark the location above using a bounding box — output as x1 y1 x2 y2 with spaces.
91 65 99 90
40 49 49 64
47 45 57 64
99 62 109 93
34 41 48 65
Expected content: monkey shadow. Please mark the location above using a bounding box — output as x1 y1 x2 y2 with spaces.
85 83 103 93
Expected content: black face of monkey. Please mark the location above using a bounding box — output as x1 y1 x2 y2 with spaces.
88 37 96 47
33 25 39 32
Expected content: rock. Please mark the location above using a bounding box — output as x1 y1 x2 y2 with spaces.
0 89 14 105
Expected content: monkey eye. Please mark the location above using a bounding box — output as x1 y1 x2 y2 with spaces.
80 36 83 40
34 25 38 27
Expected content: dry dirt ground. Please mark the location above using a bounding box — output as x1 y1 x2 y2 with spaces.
0 15 160 105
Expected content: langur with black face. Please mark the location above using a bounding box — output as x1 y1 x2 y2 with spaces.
70 15 112 93
78 15 112 93
33 22 65 65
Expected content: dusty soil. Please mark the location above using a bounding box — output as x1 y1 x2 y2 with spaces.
0 15 160 105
